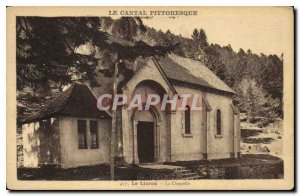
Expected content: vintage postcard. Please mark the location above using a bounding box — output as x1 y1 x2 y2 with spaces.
6 6 294 190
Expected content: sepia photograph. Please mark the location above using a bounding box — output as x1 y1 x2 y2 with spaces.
6 6 294 190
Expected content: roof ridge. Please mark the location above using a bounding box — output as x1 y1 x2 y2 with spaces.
169 53 202 63
83 83 112 117
169 53 218 76
168 53 235 94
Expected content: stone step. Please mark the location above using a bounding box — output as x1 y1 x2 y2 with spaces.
179 172 208 179
140 164 209 180
174 168 204 179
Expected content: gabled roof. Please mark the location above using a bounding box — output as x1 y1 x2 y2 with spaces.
22 83 111 124
157 54 235 94
135 54 235 94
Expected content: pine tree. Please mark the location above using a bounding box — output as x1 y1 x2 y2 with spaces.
198 29 209 49
191 28 209 50
234 78 280 123
191 29 199 42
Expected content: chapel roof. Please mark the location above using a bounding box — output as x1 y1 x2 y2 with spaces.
134 53 235 94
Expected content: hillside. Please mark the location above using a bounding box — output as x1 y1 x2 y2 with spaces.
99 17 283 99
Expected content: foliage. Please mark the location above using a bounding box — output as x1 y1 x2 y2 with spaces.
111 17 146 41
192 28 209 49
234 78 281 122
17 17 107 92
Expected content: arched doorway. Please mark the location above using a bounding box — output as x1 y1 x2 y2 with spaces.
132 106 161 164
128 80 166 164
125 79 171 164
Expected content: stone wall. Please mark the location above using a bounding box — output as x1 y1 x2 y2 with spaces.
196 160 283 179
168 155 283 179
207 162 283 179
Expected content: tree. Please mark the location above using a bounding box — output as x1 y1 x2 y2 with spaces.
112 17 146 41
76 17 177 180
234 78 280 123
258 54 283 100
225 48 248 85
202 45 226 80
191 29 199 42
17 16 177 180
199 29 209 49
17 17 107 91
192 28 208 50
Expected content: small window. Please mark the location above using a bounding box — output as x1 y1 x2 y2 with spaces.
90 120 99 149
216 109 222 135
78 120 87 149
185 105 191 134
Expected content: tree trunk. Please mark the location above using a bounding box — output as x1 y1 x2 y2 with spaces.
110 61 118 180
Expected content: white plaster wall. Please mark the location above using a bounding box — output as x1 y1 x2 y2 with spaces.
59 116 111 168
171 85 236 161
170 86 206 161
205 92 235 159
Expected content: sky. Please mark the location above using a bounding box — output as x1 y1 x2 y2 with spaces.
142 7 293 56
